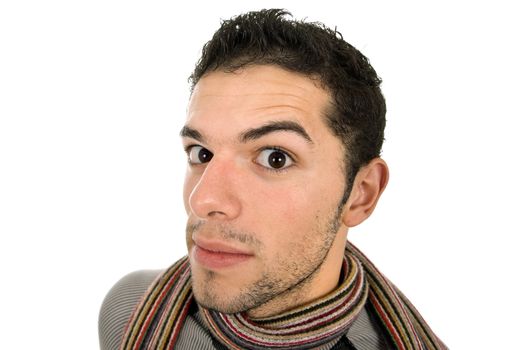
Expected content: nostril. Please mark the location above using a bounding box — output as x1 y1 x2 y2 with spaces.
189 189 241 221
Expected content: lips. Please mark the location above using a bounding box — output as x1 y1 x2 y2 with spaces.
191 237 253 270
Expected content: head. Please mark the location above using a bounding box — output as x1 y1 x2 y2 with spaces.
181 9 388 317
190 9 386 202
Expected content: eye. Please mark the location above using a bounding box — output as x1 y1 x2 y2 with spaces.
255 148 294 171
187 145 213 164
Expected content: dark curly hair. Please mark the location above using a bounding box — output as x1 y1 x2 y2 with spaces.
190 9 386 203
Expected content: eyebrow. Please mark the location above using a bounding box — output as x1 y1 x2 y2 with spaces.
179 125 203 142
240 121 313 144
179 120 313 144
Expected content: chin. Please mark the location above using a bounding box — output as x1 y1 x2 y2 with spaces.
193 289 247 314
192 277 266 314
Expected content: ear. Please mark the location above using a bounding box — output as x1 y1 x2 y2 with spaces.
342 158 389 228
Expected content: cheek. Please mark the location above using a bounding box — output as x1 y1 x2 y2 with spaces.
249 182 326 246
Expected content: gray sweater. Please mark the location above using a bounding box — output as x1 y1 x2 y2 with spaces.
99 270 392 350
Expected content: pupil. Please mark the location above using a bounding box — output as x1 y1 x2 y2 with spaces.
269 151 286 168
198 148 212 163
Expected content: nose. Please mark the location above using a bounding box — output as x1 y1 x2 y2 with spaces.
188 157 242 221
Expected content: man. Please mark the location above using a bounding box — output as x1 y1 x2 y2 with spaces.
99 9 447 350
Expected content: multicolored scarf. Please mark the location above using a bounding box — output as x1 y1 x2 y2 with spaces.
120 242 446 350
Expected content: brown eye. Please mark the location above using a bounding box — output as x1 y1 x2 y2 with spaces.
256 148 293 170
188 146 213 164
268 151 286 168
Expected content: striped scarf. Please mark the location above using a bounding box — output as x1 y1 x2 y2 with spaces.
120 242 447 350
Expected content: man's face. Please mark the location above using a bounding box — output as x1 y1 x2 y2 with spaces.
182 65 349 317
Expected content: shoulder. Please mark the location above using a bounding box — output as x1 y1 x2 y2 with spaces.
98 270 162 350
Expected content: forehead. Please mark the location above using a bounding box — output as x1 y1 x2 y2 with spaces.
186 65 333 142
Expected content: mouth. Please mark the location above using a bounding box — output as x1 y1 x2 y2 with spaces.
191 237 254 270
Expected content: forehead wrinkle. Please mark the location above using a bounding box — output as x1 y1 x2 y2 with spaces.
251 104 308 113
193 85 315 99
246 92 314 106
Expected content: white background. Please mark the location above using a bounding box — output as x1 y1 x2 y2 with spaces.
1 1 524 349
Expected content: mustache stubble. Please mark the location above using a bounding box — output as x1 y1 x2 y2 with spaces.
186 220 262 251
